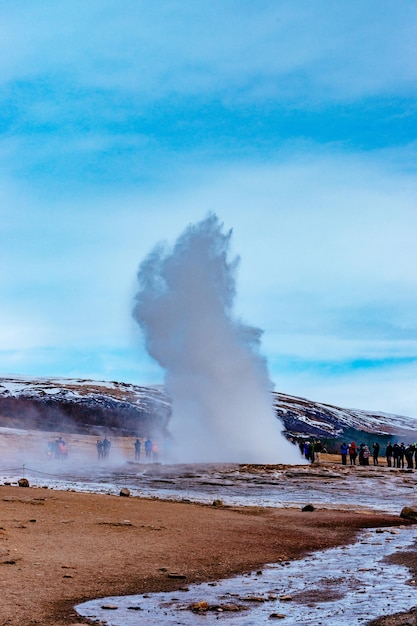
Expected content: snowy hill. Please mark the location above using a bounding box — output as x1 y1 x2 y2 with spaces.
274 392 417 440
0 376 171 436
0 375 415 442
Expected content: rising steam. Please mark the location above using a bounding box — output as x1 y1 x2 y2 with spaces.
133 214 300 463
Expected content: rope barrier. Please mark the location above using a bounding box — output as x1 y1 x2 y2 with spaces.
0 465 72 478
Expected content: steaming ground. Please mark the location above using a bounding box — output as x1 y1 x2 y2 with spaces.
133 214 299 464
2 427 417 515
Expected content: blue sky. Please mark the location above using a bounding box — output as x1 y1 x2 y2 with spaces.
1 0 417 416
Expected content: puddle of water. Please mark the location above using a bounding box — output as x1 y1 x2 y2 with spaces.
76 527 417 625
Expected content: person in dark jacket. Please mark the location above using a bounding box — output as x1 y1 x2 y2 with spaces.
393 443 400 467
372 442 380 466
398 443 406 469
405 444 415 469
134 438 141 461
385 442 393 467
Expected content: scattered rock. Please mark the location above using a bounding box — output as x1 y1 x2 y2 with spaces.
400 507 417 522
212 499 223 507
279 595 293 601
119 487 130 497
301 504 315 512
190 601 247 613
167 572 187 579
191 601 209 612
18 478 29 488
269 614 286 620
101 604 118 610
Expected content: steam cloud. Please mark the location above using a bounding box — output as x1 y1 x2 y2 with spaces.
133 214 300 463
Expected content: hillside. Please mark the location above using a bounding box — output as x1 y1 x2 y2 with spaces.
0 376 171 437
274 392 417 442
0 375 415 442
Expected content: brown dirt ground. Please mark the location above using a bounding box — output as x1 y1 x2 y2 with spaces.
0 484 411 626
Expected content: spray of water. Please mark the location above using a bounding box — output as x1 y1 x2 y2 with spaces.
133 214 300 463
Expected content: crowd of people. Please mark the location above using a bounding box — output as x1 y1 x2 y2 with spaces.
134 437 159 462
46 435 161 463
96 437 111 460
47 436 68 460
299 440 325 463
299 437 417 469
339 441 417 468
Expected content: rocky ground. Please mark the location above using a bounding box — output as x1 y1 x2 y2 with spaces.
0 484 408 626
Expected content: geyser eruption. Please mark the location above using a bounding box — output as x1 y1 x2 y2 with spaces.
133 214 300 463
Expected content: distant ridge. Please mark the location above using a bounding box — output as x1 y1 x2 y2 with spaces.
0 375 415 442
274 392 417 441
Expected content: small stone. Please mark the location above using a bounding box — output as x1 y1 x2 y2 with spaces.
400 507 417 522
212 499 223 507
101 604 118 610
269 614 286 619
119 487 130 497
301 504 315 512
279 595 293 601
18 478 29 488
375 528 384 533
167 572 187 579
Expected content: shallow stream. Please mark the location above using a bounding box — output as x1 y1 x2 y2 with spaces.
76 526 417 625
